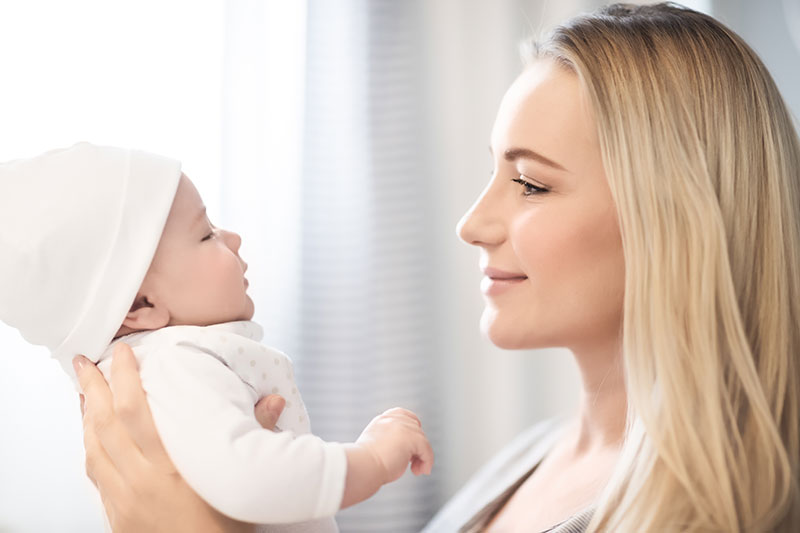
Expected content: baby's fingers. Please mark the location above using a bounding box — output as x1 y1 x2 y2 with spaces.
410 456 427 476
383 407 422 427
410 430 434 476
385 408 433 475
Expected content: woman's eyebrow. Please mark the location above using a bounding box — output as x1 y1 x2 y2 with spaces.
489 145 568 172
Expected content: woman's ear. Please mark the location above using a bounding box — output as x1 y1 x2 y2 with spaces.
121 293 170 331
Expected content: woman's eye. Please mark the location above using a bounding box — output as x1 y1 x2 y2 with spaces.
511 177 549 196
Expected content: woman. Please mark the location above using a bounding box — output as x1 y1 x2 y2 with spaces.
76 3 800 531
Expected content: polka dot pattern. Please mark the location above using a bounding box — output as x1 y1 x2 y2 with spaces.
135 321 311 434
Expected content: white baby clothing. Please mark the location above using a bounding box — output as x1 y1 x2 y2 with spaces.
0 144 347 531
0 143 181 385
98 320 345 532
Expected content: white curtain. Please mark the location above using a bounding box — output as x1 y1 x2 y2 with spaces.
300 1 440 530
219 0 306 355
221 1 439 530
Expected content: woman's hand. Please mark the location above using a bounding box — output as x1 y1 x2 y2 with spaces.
75 342 286 533
253 392 286 431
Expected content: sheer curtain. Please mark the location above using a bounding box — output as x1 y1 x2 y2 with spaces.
221 1 439 531
299 1 439 530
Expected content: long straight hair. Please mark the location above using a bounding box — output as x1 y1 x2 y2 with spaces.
528 3 800 531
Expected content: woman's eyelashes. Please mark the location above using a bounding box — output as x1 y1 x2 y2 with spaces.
511 176 549 196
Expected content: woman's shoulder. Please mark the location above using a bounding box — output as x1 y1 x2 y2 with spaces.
422 417 570 533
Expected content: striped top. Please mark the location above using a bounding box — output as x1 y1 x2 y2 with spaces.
422 418 594 533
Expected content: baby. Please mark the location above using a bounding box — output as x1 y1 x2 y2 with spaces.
0 143 433 532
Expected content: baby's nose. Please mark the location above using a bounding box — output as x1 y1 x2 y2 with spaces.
222 229 243 252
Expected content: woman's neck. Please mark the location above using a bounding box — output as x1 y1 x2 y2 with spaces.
568 339 628 454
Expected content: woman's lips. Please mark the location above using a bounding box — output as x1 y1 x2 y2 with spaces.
481 267 528 296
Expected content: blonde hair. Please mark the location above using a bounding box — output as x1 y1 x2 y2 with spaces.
527 3 800 531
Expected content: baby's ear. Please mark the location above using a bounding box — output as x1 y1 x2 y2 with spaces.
121 294 170 330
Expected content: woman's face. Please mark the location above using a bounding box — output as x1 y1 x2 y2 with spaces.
457 59 624 352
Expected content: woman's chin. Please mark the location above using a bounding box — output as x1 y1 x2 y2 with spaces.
480 309 531 350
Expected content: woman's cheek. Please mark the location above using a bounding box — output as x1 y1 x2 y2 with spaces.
511 209 565 279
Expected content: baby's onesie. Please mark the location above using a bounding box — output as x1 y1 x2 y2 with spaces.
97 321 345 533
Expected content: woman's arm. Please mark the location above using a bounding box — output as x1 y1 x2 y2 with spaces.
74 343 284 533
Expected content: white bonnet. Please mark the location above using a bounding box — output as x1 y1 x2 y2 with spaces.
0 142 181 383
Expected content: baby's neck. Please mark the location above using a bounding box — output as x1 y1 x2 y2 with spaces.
115 318 252 340
114 323 144 340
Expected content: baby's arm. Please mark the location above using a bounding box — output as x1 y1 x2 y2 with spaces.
124 344 433 524
129 345 348 524
341 408 434 508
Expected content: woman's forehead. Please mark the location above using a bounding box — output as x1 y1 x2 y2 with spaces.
491 60 597 159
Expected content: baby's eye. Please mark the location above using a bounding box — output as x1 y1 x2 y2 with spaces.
201 231 215 242
511 176 549 197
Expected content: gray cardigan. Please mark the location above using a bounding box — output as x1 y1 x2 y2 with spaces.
421 418 594 533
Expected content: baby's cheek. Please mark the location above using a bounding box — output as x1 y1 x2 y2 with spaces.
211 254 246 295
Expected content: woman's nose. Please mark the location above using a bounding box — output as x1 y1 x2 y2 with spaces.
457 181 506 247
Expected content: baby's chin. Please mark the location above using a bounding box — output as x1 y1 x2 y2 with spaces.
241 296 255 321
189 296 255 326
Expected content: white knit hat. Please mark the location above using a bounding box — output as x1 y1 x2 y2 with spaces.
0 142 181 384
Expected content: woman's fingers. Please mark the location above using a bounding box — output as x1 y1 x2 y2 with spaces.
74 354 150 486
254 394 286 430
82 401 127 498
109 343 175 473
74 354 253 532
74 355 112 416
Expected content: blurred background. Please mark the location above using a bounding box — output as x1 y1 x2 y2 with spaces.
0 1 797 531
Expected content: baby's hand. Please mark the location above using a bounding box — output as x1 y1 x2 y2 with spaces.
357 407 434 481
341 407 434 509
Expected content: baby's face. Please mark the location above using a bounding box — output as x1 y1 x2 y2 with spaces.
142 174 254 326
